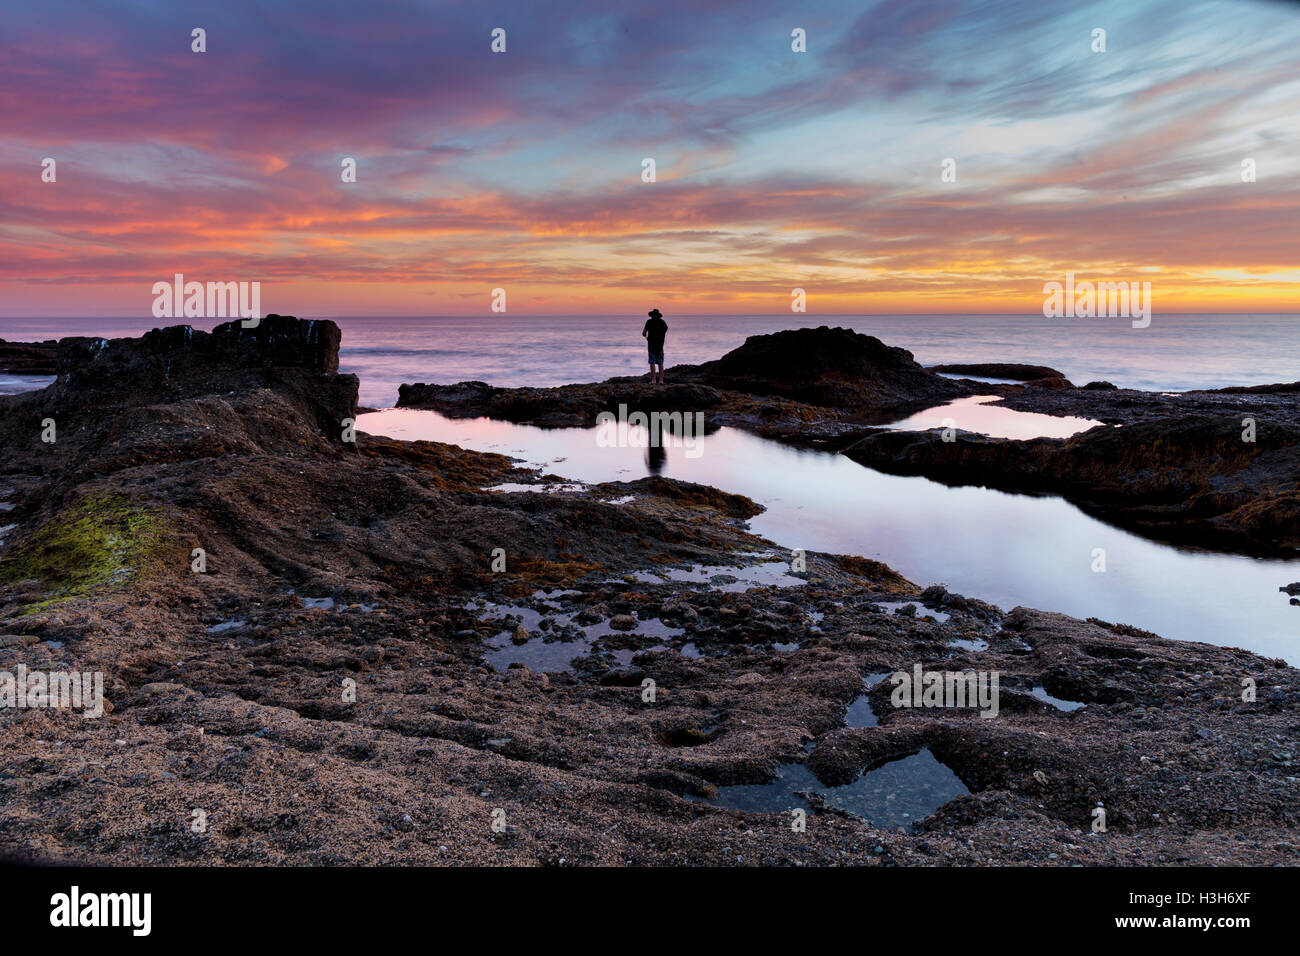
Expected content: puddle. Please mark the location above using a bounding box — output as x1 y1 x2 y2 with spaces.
947 637 989 652
0 503 14 512
288 589 370 613
844 672 894 728
206 619 246 634
0 374 56 396
488 481 587 494
485 631 594 673
1030 685 1086 712
884 395 1102 440
477 603 684 672
875 601 950 623
633 560 804 591
701 748 969 830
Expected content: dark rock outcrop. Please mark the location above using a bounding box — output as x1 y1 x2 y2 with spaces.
688 326 959 408
0 338 57 374
399 326 964 441
19 315 358 469
54 313 344 397
929 362 1066 382
844 414 1300 553
398 379 726 430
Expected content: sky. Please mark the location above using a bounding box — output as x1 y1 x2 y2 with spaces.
1 0 1298 317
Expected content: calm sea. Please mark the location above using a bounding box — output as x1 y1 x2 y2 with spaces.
2 313 1296 407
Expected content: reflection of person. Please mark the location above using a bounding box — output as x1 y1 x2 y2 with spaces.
645 442 666 475
642 308 668 384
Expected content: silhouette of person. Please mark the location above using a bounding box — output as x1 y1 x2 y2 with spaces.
642 308 667 384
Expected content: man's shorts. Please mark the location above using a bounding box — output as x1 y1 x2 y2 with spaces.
648 349 664 366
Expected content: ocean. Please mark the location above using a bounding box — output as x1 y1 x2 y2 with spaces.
2 313 1297 407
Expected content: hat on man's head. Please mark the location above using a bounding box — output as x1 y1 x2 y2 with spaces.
648 308 662 319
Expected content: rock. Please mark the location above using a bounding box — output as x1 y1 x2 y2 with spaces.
1024 376 1075 389
844 414 1300 554
138 682 185 695
929 363 1066 381
1083 381 1119 390
397 326 963 428
608 614 638 631
511 624 529 644
598 667 646 686
576 606 606 625
0 338 58 375
0 634 40 648
45 316 357 443
690 326 959 408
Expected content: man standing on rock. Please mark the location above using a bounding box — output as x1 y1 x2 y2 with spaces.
643 308 668 384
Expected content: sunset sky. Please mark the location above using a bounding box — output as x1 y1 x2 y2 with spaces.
2 0 1298 316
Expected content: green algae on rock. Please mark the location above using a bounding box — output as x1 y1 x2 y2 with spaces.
0 493 173 611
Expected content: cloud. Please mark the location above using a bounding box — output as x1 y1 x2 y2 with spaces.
1 0 1298 314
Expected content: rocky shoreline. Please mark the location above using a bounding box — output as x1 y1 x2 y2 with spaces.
401 326 1300 555
0 317 1296 866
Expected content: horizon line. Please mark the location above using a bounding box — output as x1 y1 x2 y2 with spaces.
3 311 1298 321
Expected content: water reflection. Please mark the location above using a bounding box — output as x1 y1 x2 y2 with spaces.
645 443 666 474
698 748 970 830
885 395 1102 440
358 408 1300 662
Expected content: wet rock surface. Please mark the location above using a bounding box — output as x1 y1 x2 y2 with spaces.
1 318 1297 866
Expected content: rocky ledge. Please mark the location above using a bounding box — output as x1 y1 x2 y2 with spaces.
402 330 1300 555
0 317 1296 867
399 326 965 444
0 338 58 375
